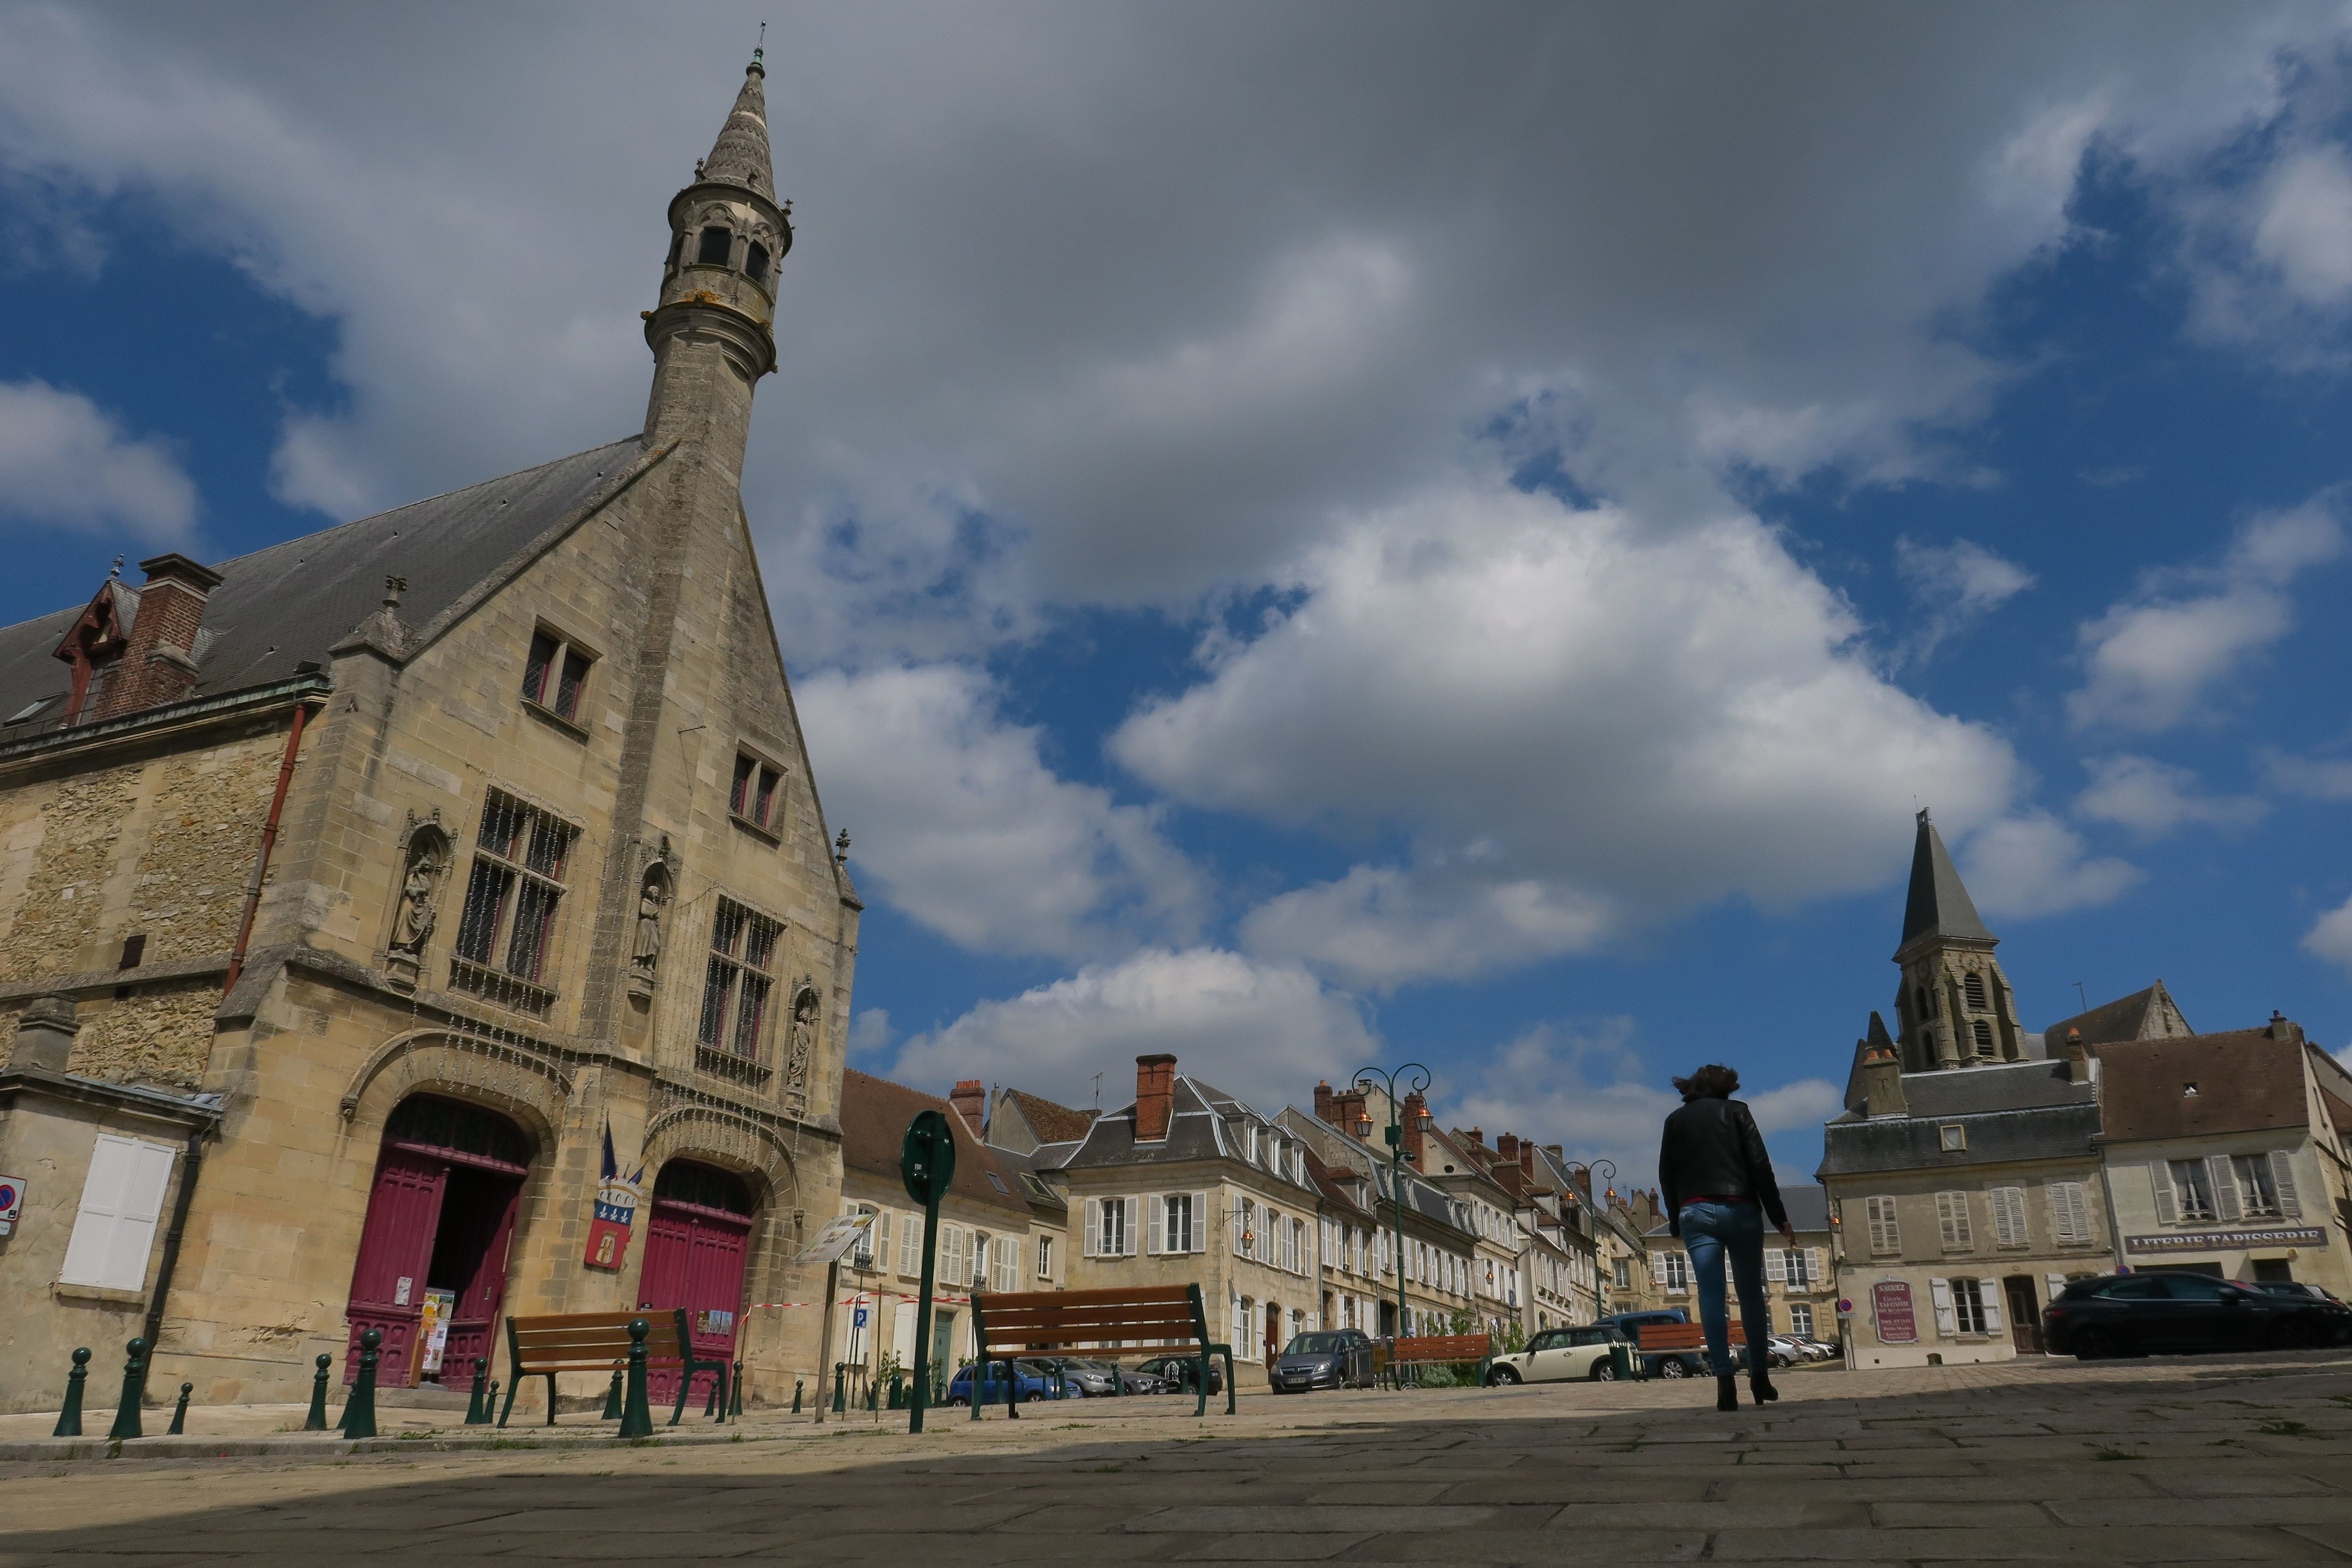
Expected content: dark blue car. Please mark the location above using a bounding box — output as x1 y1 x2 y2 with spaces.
944 1359 1079 1406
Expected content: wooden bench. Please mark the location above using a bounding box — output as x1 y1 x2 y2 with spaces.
967 1284 1234 1418
1380 1332 1494 1388
498 1309 730 1428
1634 1320 1753 1371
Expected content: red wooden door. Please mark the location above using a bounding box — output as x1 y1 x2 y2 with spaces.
345 1150 446 1385
434 1173 522 1384
638 1201 751 1407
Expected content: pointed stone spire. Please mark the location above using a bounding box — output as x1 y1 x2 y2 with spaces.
1899 807 1993 950
699 48 775 199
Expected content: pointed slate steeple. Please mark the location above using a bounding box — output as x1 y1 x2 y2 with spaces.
1898 807 1994 950
700 48 776 199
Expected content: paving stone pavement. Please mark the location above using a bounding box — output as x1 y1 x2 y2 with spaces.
8 1352 2352 1563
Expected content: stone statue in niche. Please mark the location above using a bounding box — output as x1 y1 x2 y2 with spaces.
384 819 448 994
627 861 671 1001
783 980 819 1099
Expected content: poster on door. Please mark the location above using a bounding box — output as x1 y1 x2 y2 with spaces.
584 1118 646 1270
418 1289 456 1376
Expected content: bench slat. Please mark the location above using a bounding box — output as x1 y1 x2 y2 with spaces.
977 1287 1195 1310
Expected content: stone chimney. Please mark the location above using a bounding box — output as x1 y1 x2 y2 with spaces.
1401 1090 1429 1167
2267 1011 2304 1043
1314 1080 1334 1121
1858 1044 1907 1118
1135 1053 1177 1142
1495 1131 1518 1168
2064 1027 2092 1084
7 994 78 1073
95 553 222 719
948 1079 985 1137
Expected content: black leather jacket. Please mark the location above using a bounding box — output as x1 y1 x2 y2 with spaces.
1658 1096 1788 1237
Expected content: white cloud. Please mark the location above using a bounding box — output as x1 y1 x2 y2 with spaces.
0 380 197 543
2303 896 2352 975
2260 746 2352 799
2069 494 2345 731
888 947 1377 1115
1960 811 2143 919
1116 477 2018 986
1894 535 2035 661
2074 753 2267 835
793 663 1202 959
848 1008 893 1059
2253 146 2352 306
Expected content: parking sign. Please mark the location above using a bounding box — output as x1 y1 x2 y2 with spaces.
0 1174 23 1235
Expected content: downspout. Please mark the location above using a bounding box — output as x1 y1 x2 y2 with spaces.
224 698 311 994
142 1123 207 1353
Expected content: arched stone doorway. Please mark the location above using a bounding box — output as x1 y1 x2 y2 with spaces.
344 1094 533 1387
638 1160 755 1408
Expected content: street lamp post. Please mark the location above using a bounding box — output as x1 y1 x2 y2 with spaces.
1561 1158 1617 1320
1352 1062 1430 1341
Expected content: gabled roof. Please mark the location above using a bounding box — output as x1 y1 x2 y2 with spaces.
839 1069 1027 1218
2097 1025 2312 1143
1820 1059 2100 1177
1004 1088 1098 1146
2040 980 2192 1051
0 437 646 722
1899 808 1995 950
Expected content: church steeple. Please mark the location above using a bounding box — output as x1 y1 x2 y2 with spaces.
1891 809 2023 1072
642 48 793 454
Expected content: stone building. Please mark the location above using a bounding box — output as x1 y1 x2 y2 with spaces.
0 53 859 1412
1638 1183 1836 1344
1598 1192 1659 1316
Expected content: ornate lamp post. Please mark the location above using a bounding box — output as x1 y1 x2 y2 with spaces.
1561 1158 1621 1318
1352 1061 1430 1340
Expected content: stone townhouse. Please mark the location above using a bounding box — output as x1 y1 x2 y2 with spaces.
1600 1191 1662 1316
1424 1125 1536 1338
1303 1147 1386 1336
1638 1183 1836 1345
2095 1017 2352 1302
1528 1142 1610 1326
1820 812 2118 1369
830 1070 1038 1397
0 53 860 1412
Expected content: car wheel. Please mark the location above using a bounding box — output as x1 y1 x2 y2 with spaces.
1588 1361 1617 1382
2071 1328 2116 1361
2269 1317 2322 1351
1485 1365 1522 1386
1658 1358 1690 1378
946 1395 969 1406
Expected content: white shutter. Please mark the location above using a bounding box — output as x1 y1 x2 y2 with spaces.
999 1239 1019 1292
1929 1277 1956 1337
1978 1279 2002 1334
2049 1182 2089 1245
1127 1195 1143 1257
2046 1272 2067 1305
2271 1151 2303 1217
1936 1191 1973 1250
1146 1192 1165 1255
1808 1247 1826 1281
1652 1252 1667 1285
1083 1198 1101 1258
1988 1187 2025 1248
1191 1191 1209 1253
2150 1161 2179 1224
871 1211 891 1272
1766 1249 1786 1283
899 1212 922 1276
2207 1156 2243 1223
60 1135 175 1292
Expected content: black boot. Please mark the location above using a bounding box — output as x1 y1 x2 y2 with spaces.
1749 1369 1779 1404
1715 1375 1739 1412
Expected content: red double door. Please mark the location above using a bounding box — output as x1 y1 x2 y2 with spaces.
637 1196 751 1409
345 1146 524 1387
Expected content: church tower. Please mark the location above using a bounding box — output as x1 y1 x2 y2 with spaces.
643 47 791 463
1891 809 2024 1071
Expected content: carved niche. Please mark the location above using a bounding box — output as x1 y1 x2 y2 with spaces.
384 812 450 995
782 977 820 1106
627 836 679 1003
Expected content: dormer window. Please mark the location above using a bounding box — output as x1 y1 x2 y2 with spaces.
697 226 733 266
731 752 784 835
746 241 770 282
522 629 593 727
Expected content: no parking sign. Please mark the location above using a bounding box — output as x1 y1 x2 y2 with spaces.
0 1174 24 1236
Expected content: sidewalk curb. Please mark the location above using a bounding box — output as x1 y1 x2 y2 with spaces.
0 1426 789 1462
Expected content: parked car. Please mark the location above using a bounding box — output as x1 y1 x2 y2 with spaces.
1136 1353 1224 1394
2256 1281 2344 1304
1484 1324 1629 1385
1596 1309 1707 1378
1031 1357 1161 1397
1793 1337 1841 1361
2044 1272 2352 1359
1271 1329 1379 1393
943 1359 1081 1405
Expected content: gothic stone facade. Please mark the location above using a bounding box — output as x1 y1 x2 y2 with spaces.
0 56 858 1413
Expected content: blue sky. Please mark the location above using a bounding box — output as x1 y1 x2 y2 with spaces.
8 4 2352 1190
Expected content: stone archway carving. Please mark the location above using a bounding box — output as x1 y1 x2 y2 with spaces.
338 1027 573 1138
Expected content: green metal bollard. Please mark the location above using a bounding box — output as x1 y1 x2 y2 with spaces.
167 1382 192 1435
338 1329 381 1440
1608 1341 1634 1383
304 1353 333 1431
602 1369 624 1420
462 1357 490 1426
52 1347 89 1438
616 1319 654 1439
731 1360 745 1417
866 1375 879 1414
830 1362 846 1415
792 1378 803 1415
109 1337 150 1441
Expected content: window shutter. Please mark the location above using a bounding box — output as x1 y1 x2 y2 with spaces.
1766 1249 1786 1283
898 1212 922 1276
1929 1277 1956 1337
60 1135 175 1292
2270 1151 2303 1217
1127 1196 1142 1257
871 1211 892 1270
1192 1191 1209 1253
1146 1192 1165 1255
1084 1198 1101 1258
2207 1155 2244 1222
1978 1279 2002 1335
1809 1247 1826 1281
2150 1161 2179 1224
1652 1253 1667 1285
2045 1272 2067 1305
1936 1191 1971 1250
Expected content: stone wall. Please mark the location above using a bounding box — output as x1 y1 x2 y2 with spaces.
134 751 273 962
0 769 136 980
67 987 222 1090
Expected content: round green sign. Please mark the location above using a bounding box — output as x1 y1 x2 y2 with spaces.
900 1109 956 1207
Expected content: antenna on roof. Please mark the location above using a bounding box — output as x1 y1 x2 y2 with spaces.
2074 980 2088 1011
107 554 123 581
1092 1071 1102 1109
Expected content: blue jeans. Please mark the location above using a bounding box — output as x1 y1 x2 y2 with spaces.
1681 1200 1770 1376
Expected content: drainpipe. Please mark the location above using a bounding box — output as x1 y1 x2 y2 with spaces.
142 1123 208 1353
224 698 312 995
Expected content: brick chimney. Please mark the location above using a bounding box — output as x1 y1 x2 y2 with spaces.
95 553 223 719
1518 1138 1535 1180
1495 1131 1518 1168
1401 1090 1429 1167
1859 1044 1907 1117
948 1079 985 1137
2064 1027 2092 1084
1135 1053 1177 1142
1313 1080 1334 1121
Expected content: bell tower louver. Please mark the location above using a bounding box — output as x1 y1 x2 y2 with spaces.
1892 809 2024 1071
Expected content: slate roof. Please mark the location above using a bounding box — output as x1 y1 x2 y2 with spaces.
2096 1028 2313 1143
1899 809 1995 948
2040 981 2191 1051
0 437 646 724
1003 1088 1097 1146
1778 1183 1831 1233
1821 1059 2103 1178
982 1142 1070 1216
1857 1059 2097 1121
839 1069 1027 1218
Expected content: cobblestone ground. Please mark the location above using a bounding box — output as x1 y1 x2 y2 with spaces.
9 1352 2352 1563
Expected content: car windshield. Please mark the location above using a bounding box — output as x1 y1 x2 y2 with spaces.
1285 1333 1353 1355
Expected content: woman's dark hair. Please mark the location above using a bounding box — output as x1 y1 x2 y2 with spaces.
1673 1063 1740 1100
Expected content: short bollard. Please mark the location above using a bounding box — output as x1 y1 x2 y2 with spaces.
888 1374 903 1410
830 1362 846 1414
168 1382 193 1435
866 1376 879 1415
616 1318 653 1439
602 1369 624 1421
731 1360 745 1417
338 1328 381 1440
52 1347 90 1438
462 1357 491 1425
303 1353 332 1431
792 1378 803 1415
109 1337 150 1441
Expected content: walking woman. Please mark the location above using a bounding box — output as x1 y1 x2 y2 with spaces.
1658 1063 1791 1411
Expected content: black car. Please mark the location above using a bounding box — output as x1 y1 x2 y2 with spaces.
1135 1353 1224 1394
1271 1329 1378 1393
2044 1272 2352 1358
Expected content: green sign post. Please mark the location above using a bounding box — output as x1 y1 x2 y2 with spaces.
899 1108 957 1434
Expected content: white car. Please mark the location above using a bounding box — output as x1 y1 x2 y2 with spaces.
1483 1325 1630 1385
